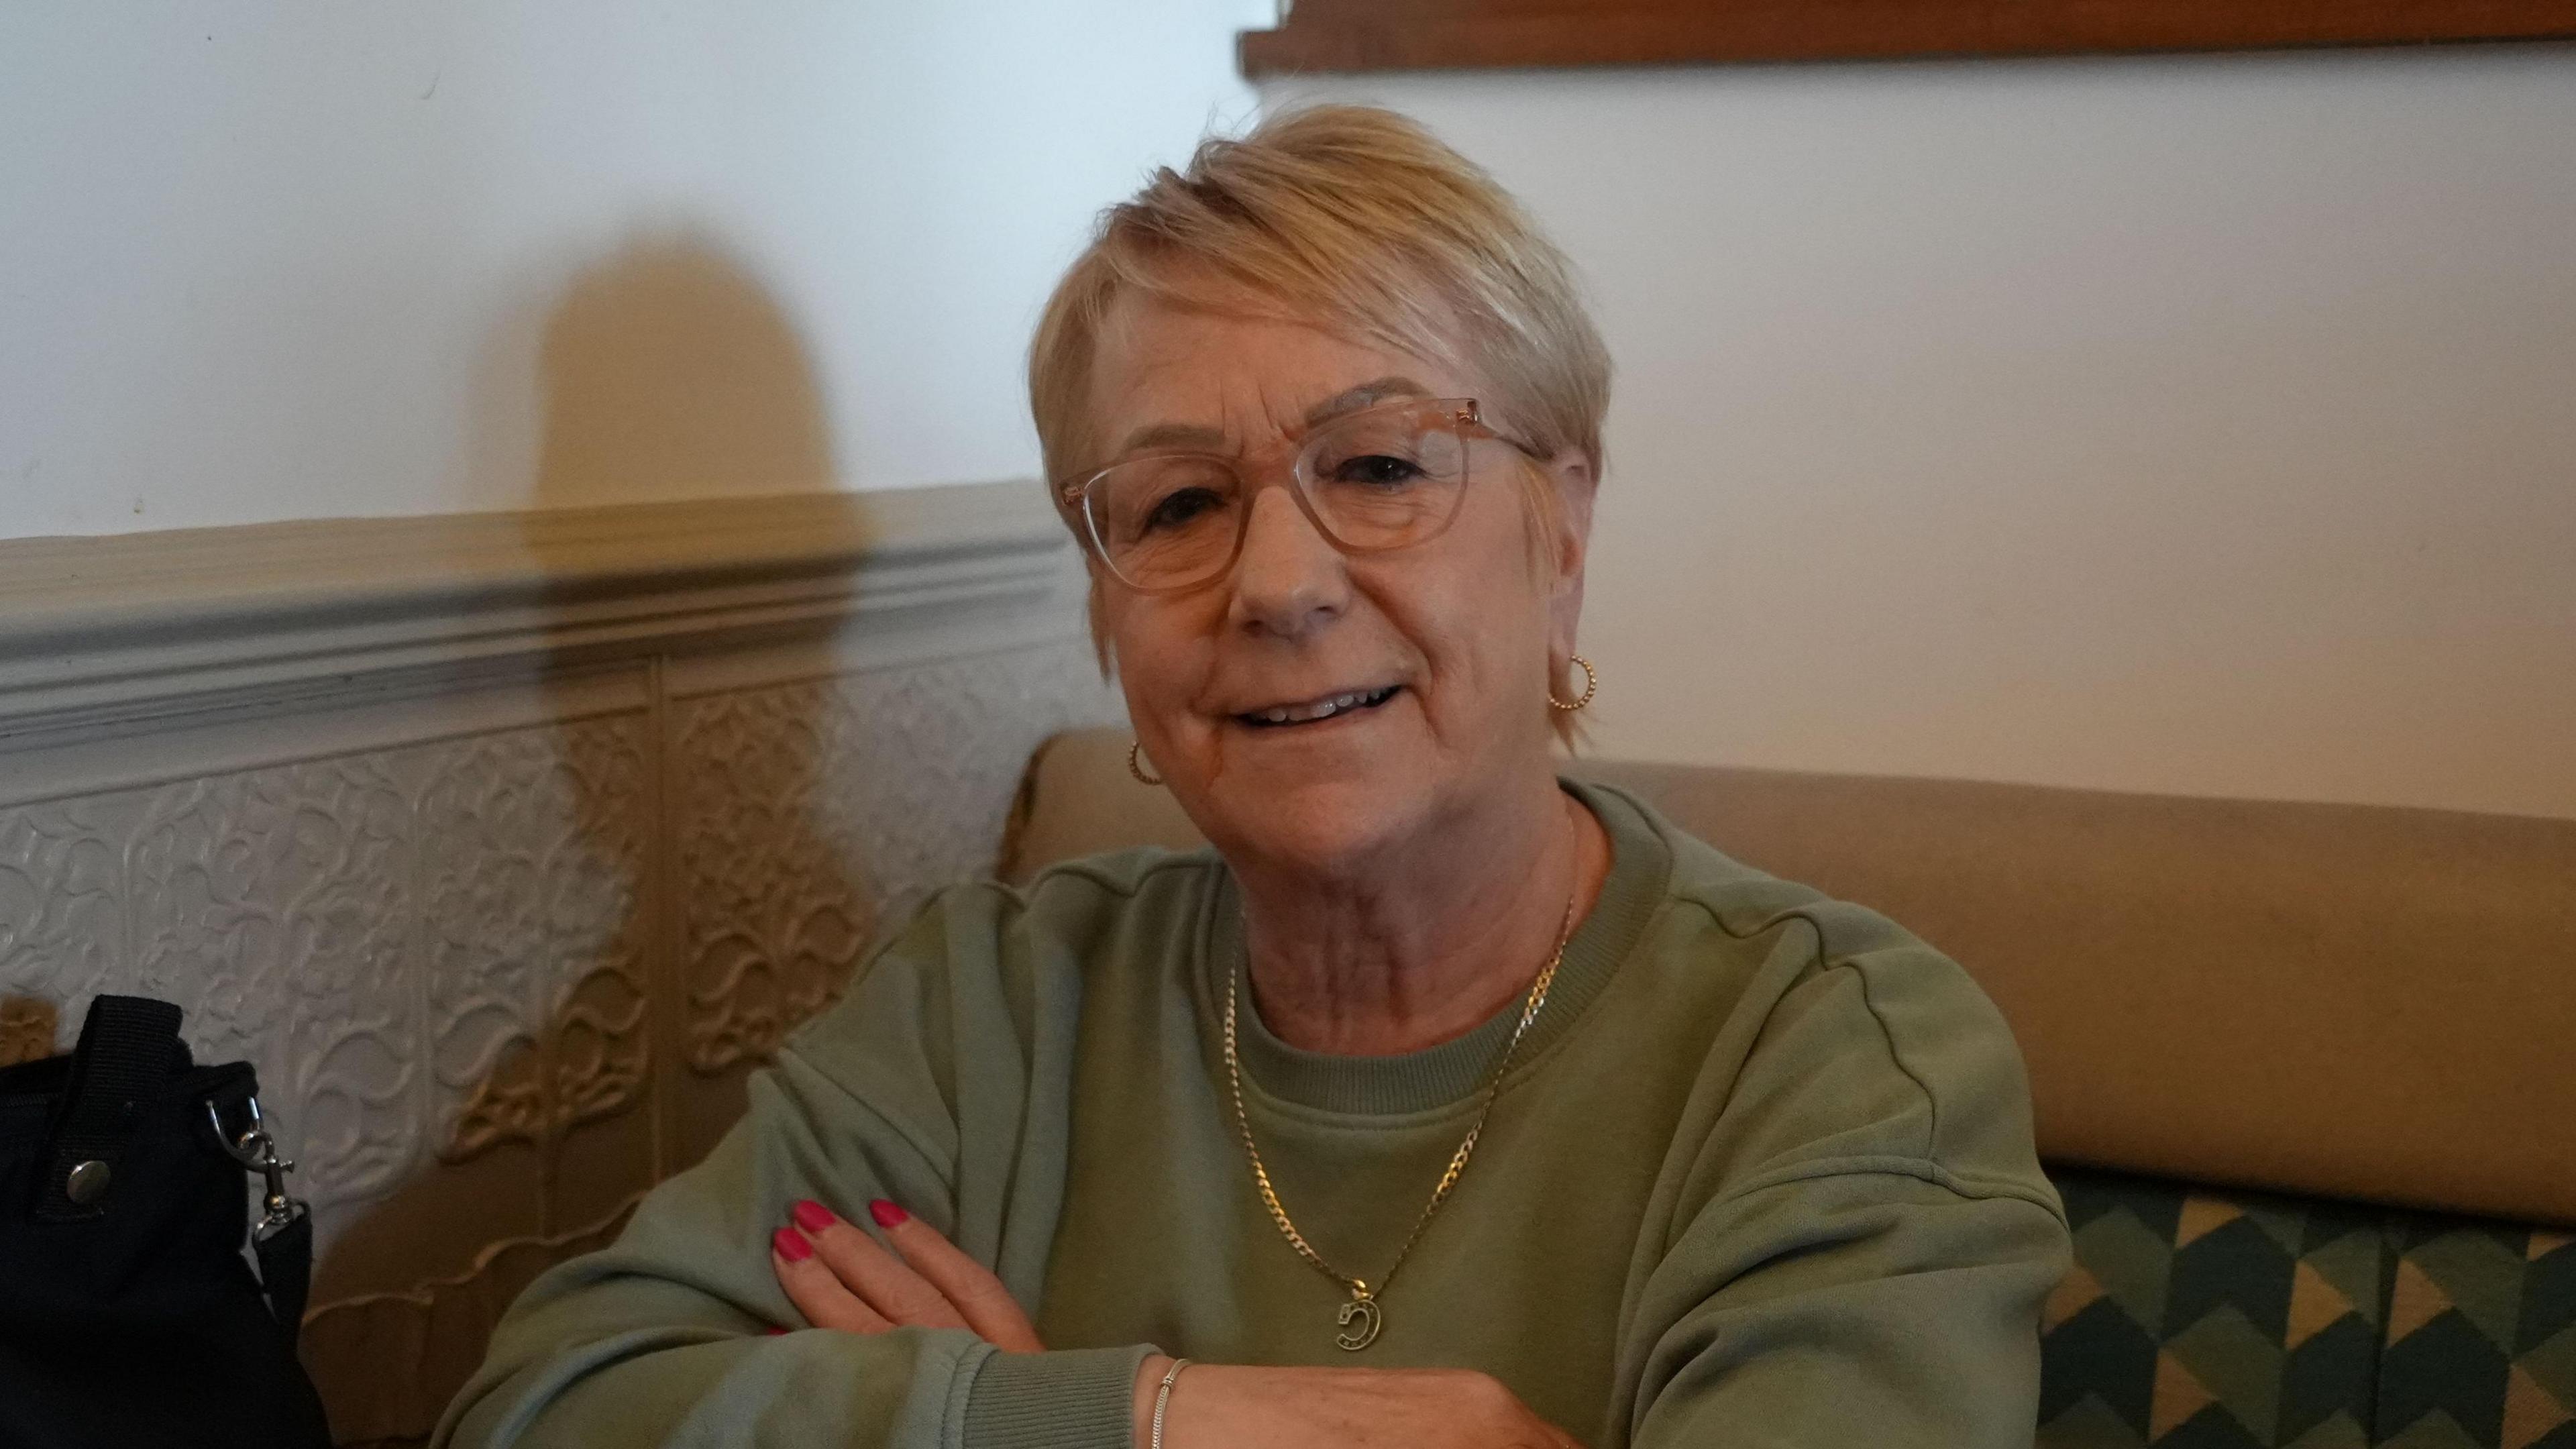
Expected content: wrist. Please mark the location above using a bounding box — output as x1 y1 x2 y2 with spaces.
1130 1354 1177 1449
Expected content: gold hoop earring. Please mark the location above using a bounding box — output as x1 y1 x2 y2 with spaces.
1128 740 1165 787
1548 655 1597 712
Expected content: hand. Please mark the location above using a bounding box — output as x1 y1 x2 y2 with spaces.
769 1197 1044 1352
1131 1356 1585 1449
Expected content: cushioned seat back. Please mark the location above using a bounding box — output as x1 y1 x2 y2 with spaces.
1001 729 2576 1229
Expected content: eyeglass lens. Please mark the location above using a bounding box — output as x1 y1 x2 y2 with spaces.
1083 403 1471 592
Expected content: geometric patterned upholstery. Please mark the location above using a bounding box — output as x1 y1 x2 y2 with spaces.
2040 1169 2576 1449
2379 1220 2576 1449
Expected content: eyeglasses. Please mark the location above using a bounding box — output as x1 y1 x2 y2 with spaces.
1059 396 1523 595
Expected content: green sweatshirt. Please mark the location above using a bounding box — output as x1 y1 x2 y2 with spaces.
437 781 2069 1449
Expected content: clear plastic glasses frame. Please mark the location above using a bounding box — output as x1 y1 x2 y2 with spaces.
1058 396 1521 595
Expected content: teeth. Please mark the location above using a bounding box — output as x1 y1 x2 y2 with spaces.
1249 687 1390 725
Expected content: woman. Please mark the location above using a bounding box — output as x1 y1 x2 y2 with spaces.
439 105 2068 1449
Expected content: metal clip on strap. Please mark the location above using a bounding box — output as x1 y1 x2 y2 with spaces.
207 1094 314 1338
206 1095 308 1240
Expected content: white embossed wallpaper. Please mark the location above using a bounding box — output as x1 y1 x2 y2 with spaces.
0 627 1120 1445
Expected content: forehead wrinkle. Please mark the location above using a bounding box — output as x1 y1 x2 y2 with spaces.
1303 376 1431 428
1111 374 1435 461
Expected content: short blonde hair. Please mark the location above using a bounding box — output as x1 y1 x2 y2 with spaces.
1030 103 1610 492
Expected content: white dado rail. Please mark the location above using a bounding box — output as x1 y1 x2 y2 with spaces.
0 483 1120 1446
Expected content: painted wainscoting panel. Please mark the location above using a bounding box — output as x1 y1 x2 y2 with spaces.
0 485 1121 1446
1 710 654 1246
665 643 1114 1165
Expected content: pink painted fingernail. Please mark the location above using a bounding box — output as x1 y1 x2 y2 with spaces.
771 1226 813 1263
791 1199 835 1234
868 1199 908 1228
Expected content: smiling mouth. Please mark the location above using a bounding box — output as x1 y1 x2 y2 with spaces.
1234 685 1402 729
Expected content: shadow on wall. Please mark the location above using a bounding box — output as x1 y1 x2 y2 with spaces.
297 236 880 1447
527 237 839 508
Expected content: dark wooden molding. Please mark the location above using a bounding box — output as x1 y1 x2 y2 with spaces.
1240 0 2576 74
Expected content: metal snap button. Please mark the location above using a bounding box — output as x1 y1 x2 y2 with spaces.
65 1159 110 1205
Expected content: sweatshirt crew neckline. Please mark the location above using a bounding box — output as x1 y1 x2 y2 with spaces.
1199 778 1673 1118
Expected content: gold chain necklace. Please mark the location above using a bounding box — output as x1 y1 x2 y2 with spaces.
1222 894 1578 1352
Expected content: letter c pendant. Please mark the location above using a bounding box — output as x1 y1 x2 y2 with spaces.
1336 1295 1383 1352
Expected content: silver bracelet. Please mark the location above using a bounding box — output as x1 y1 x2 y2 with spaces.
1149 1357 1190 1449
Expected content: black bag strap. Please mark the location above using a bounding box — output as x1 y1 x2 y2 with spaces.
254 1207 313 1338
34 994 185 1223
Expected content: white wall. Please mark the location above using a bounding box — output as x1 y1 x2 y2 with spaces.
1269 48 2576 818
10 19 2570 818
0 2 1262 537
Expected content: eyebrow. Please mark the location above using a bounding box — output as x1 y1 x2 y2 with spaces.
1303 376 1431 426
1108 376 1433 460
1112 421 1228 455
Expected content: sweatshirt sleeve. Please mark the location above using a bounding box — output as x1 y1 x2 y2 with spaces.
433 883 1157 1449
1616 904 2074 1449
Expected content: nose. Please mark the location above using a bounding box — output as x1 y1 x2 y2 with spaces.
1227 481 1349 639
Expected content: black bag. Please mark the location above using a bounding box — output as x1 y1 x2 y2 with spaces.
0 994 333 1448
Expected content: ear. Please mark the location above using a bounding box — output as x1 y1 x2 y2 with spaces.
1540 448 1597 657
